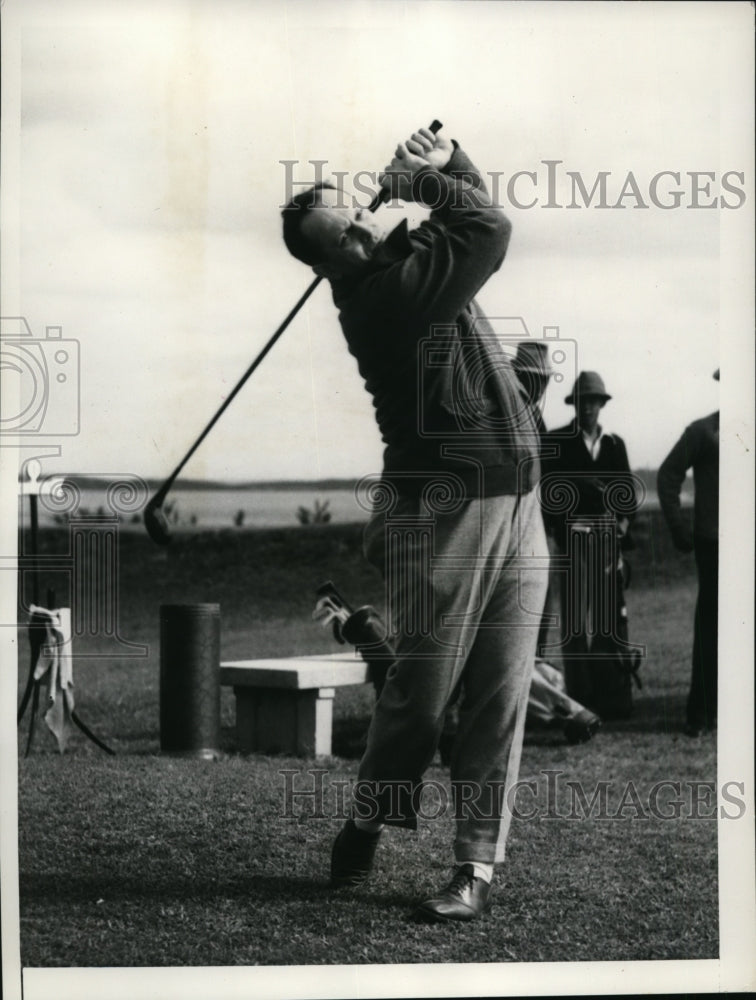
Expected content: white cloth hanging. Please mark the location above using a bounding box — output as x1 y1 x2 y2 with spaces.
29 605 75 752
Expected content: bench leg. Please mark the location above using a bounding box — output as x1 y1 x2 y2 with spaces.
234 686 336 756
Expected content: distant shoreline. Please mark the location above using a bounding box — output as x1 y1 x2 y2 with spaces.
16 471 691 533
22 468 688 497
39 475 365 493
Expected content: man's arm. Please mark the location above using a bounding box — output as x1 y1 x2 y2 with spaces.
657 428 696 552
376 127 511 325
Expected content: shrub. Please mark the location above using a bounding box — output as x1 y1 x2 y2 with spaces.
296 499 331 525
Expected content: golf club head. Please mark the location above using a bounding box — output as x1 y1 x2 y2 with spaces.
144 500 172 545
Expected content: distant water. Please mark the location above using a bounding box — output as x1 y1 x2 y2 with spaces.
22 479 686 531
156 487 370 529
27 486 371 530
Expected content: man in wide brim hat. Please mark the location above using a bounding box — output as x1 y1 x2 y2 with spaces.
541 368 639 720
564 370 611 405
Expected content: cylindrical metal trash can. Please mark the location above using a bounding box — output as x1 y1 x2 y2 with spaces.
160 603 221 759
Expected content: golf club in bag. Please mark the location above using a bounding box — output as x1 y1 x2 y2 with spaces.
312 580 396 697
144 119 443 544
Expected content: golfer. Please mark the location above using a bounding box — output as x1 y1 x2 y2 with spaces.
282 126 547 922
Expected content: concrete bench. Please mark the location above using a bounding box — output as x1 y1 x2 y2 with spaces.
220 652 371 756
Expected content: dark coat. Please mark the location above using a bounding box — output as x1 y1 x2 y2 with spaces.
540 420 637 547
657 411 719 544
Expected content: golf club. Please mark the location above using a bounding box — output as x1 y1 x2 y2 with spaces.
144 119 443 544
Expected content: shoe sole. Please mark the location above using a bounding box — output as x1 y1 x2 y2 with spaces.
413 899 492 924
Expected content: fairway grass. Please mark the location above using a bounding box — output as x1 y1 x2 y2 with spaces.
16 517 718 966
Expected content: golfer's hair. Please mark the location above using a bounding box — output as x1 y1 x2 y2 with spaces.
281 182 337 266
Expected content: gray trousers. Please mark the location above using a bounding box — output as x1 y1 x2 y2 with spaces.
357 490 548 864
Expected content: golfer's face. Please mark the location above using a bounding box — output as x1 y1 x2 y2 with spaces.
302 188 388 275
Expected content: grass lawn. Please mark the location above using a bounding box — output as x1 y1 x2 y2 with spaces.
15 514 718 967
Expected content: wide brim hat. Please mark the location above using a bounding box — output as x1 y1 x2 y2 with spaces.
512 341 553 376
565 370 611 405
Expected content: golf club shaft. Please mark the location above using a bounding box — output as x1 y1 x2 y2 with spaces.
150 275 322 507
148 119 443 510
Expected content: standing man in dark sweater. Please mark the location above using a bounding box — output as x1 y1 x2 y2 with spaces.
282 126 547 922
657 370 719 736
541 371 638 718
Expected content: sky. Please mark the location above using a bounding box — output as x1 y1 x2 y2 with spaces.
1 0 753 490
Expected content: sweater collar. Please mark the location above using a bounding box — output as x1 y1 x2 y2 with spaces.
331 219 413 299
371 217 413 265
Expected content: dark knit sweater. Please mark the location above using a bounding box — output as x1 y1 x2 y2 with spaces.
329 144 540 499
657 412 719 543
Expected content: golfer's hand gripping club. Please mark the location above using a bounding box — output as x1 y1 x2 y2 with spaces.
378 125 452 203
144 120 443 545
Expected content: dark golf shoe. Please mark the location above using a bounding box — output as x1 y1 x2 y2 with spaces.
330 820 381 888
415 864 493 923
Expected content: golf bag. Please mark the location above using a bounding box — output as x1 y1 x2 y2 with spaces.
313 582 601 747
559 525 643 720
